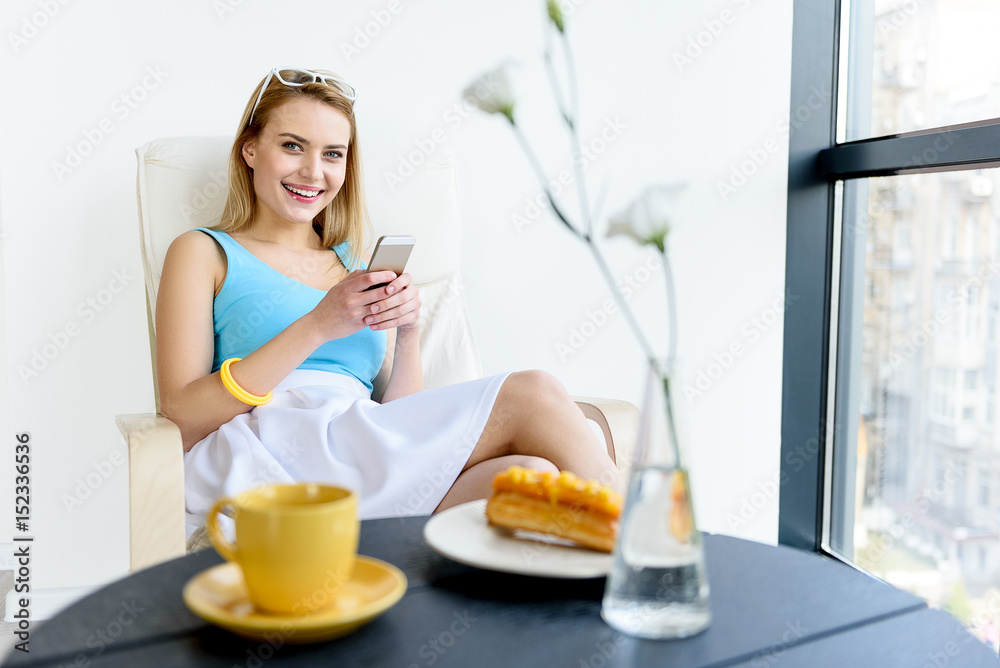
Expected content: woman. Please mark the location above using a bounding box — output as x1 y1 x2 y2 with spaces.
157 67 617 538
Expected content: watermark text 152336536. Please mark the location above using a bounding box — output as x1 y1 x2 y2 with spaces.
13 432 33 654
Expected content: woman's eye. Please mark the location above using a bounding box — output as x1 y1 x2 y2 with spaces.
283 142 302 151
325 150 343 159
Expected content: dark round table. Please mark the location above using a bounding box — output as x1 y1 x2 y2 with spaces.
3 515 997 667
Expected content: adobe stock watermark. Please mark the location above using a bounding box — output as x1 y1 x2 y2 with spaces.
556 252 662 362
838 131 956 199
238 626 297 668
389 375 569 517
878 0 926 38
51 65 169 181
842 188 899 243
7 0 72 53
576 633 627 668
884 255 1000 372
673 0 755 73
339 0 408 63
885 311 949 372
726 418 826 531
60 599 146 667
921 637 977 668
61 447 128 513
406 609 477 668
227 290 288 346
18 267 136 384
749 620 809 667
382 72 503 191
62 415 185 514
417 275 466 331
179 169 227 224
900 131 958 171
391 447 465 516
235 437 307 495
213 0 251 20
234 565 362 666
727 470 786 531
510 116 629 234
683 289 798 403
716 82 831 201
862 458 965 567
389 374 537 519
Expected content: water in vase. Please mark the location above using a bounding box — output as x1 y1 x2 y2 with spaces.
601 465 711 639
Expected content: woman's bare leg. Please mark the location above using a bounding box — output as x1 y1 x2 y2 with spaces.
460 370 619 488
434 455 558 512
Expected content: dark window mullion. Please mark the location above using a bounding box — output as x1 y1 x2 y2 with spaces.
780 0 843 551
819 121 1000 179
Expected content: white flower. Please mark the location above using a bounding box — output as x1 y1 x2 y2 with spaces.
463 65 516 123
607 184 686 253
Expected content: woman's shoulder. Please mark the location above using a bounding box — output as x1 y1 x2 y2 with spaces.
165 229 227 275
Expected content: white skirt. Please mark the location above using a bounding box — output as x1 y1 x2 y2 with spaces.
183 368 512 537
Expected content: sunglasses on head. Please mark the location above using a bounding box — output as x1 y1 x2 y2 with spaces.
249 67 358 124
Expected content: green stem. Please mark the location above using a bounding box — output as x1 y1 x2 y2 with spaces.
561 30 580 126
509 120 583 240
661 371 684 469
543 28 572 127
559 32 594 237
585 242 658 370
661 248 678 368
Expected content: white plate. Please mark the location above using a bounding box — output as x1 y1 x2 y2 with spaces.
423 499 612 578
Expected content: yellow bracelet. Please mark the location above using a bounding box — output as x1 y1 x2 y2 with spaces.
220 358 272 406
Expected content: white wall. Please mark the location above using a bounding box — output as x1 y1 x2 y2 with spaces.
0 0 792 590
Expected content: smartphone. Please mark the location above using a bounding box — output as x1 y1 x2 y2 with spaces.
365 235 415 290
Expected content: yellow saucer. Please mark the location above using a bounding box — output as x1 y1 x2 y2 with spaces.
182 555 407 643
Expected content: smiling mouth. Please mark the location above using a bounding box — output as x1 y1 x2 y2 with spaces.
283 184 323 198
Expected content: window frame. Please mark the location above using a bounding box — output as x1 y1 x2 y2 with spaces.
781 0 1000 554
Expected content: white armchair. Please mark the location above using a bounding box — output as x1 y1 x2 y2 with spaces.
118 137 638 572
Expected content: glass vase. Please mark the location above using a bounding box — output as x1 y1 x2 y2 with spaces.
601 361 711 639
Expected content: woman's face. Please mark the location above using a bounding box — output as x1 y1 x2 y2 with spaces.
241 97 352 231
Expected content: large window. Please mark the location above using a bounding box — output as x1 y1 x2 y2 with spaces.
784 0 1000 652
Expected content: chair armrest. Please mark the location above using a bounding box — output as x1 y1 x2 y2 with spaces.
116 413 186 572
573 396 639 480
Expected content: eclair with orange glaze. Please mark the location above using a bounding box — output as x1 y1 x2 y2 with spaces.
485 466 623 552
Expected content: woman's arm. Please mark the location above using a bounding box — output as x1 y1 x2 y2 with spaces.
380 325 423 402
372 274 423 402
156 231 397 451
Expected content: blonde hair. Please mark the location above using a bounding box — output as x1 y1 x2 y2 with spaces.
215 69 368 267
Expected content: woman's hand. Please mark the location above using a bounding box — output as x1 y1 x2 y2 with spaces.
308 269 401 341
365 273 421 332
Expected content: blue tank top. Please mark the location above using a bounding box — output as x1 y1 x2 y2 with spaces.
197 228 386 392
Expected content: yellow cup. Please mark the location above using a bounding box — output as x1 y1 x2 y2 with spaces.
206 483 359 615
